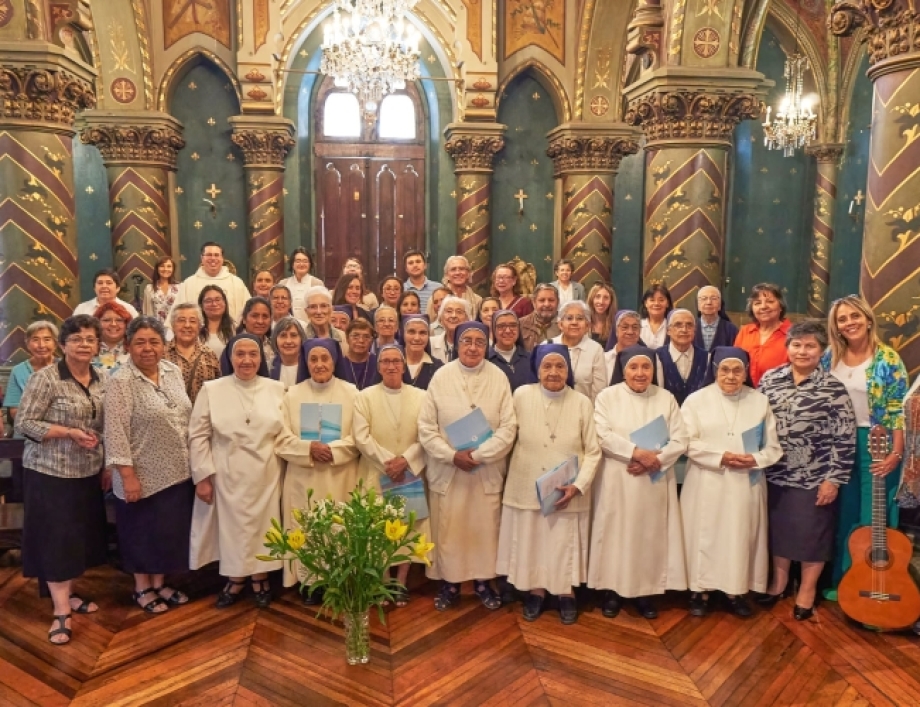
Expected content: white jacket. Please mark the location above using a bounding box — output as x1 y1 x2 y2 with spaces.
169 266 251 324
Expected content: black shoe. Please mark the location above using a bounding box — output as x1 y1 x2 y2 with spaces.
601 590 621 618
522 593 543 622
793 604 814 621
635 597 658 619
433 582 460 612
302 586 325 606
496 576 517 605
688 593 709 617
755 592 782 607
559 596 577 625
215 580 246 609
727 595 752 617
252 579 271 609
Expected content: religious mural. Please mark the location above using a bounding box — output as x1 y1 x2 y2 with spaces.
504 0 564 63
163 0 231 50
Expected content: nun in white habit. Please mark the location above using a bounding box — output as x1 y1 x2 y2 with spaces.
680 346 783 617
188 333 285 609
589 345 689 620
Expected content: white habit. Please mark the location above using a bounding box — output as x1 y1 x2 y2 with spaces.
417 360 516 583
589 383 689 597
188 375 285 577
275 377 359 587
680 384 783 595
169 266 251 324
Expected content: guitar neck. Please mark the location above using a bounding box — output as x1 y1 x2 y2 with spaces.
872 465 887 553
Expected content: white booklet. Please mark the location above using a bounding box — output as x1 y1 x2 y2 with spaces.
535 455 579 517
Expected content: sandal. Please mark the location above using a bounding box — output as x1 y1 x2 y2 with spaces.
433 582 460 612
216 579 247 609
473 581 502 611
69 593 98 614
394 587 410 608
48 614 72 645
152 585 189 606
132 588 168 614
252 579 271 609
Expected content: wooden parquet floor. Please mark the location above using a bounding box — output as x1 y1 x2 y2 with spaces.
1 564 919 706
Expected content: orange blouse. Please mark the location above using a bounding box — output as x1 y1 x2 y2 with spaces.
734 319 792 387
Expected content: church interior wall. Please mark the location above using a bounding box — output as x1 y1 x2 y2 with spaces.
73 135 112 301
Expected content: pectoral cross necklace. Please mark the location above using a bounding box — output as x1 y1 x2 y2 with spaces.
718 391 742 436
543 395 564 442
232 379 257 425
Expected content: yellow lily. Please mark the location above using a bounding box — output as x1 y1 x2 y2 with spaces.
385 519 408 542
412 534 435 566
287 529 306 550
331 514 345 525
265 527 283 544
291 508 305 525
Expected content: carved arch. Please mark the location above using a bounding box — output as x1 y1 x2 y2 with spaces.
157 49 243 112
495 60 570 123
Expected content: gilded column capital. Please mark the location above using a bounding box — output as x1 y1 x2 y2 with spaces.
228 115 295 169
443 122 506 173
77 110 185 170
0 43 95 129
805 142 846 164
546 122 641 178
829 1 920 70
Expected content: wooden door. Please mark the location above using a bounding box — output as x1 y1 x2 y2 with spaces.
316 158 369 288
369 159 425 281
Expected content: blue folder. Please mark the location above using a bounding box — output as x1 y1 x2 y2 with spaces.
300 403 342 444
630 414 669 483
445 407 493 452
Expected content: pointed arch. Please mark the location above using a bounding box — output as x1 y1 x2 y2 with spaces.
157 49 242 112
495 60 571 124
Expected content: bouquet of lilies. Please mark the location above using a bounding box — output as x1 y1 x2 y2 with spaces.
260 480 434 622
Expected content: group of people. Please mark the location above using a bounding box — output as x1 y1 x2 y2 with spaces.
8 243 919 646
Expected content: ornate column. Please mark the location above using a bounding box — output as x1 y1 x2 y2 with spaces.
830 2 920 375
443 123 505 293
804 143 845 317
546 123 640 289
0 44 95 362
229 115 296 280
624 75 766 309
79 111 185 295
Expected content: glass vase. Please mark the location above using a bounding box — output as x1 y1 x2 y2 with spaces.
343 610 370 665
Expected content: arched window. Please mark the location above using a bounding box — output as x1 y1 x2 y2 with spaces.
323 92 361 137
378 94 416 139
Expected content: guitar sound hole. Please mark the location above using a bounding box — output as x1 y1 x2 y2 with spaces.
868 548 890 568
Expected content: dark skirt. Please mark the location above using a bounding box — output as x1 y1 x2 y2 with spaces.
768 482 838 562
22 468 107 582
115 480 194 575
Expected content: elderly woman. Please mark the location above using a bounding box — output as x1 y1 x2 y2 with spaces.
604 310 644 382
164 303 221 404
695 286 738 352
279 247 324 321
105 317 193 614
16 315 107 645
497 344 601 624
822 294 909 599
303 286 349 354
74 268 139 318
93 300 132 373
587 283 617 346
490 263 533 318
268 284 293 329
486 309 535 392
638 284 673 350
338 318 379 390
331 304 352 333
401 314 442 390
759 321 856 620
655 309 708 406
681 347 783 617
189 334 285 609
373 305 399 352
235 297 274 366
418 321 517 611
354 344 429 607
589 346 689 620
478 297 501 344
552 300 606 402
142 256 179 323
4 320 59 422
198 285 235 359
269 316 307 390
276 338 359 596
430 296 470 363
734 283 792 387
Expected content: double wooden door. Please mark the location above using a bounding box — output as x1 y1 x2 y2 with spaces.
315 148 425 292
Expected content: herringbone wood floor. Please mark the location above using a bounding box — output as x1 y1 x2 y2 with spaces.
0 564 919 706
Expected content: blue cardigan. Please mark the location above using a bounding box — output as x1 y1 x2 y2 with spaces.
657 345 708 405
487 346 536 392
694 316 739 352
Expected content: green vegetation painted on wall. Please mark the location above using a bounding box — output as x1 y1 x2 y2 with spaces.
728 27 815 315
830 53 871 302
73 138 112 301
171 62 248 281
612 151 645 310
493 73 558 284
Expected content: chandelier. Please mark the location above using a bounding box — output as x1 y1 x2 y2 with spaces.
321 0 421 115
762 1 816 156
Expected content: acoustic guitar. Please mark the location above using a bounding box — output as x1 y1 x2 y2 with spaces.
838 425 920 630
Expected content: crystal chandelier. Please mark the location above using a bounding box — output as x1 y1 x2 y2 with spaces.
762 1 816 157
321 0 421 115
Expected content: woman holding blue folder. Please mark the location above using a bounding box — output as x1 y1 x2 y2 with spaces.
496 344 601 624
589 345 689 620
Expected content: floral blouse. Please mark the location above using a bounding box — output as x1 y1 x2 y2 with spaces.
820 343 908 430
143 283 180 324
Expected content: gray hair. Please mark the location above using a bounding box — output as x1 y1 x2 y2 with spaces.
443 255 471 276
438 295 471 318
270 316 306 352
126 316 166 343
558 300 590 321
26 319 59 340
533 283 560 301
374 304 398 322
304 285 332 306
169 302 202 327
786 319 828 348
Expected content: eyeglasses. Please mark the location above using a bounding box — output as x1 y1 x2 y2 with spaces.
202 298 224 306
66 336 98 345
379 359 403 368
495 323 518 332
561 315 586 322
458 337 487 348
669 322 695 330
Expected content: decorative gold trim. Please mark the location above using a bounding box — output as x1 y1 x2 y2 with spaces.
496 59 572 123
740 0 771 68
131 0 154 109
838 26 870 141
157 49 243 112
237 0 244 49
574 0 598 121
87 18 104 108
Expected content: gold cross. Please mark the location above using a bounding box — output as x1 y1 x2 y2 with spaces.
514 189 528 210
206 183 221 199
207 117 216 126
854 189 865 205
